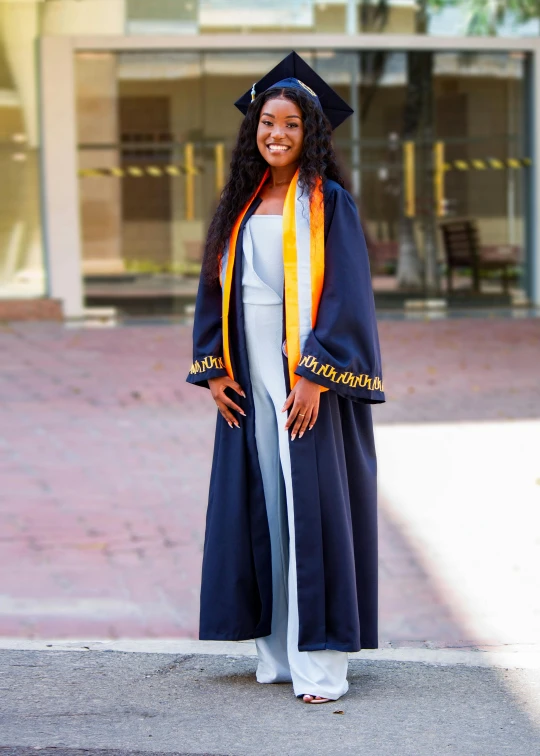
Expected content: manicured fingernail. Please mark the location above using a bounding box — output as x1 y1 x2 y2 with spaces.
228 422 233 428
309 426 313 430
235 423 240 428
291 434 296 440
240 411 246 416
299 432 304 438
241 392 246 398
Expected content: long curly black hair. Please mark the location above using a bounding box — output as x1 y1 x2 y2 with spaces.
202 87 346 284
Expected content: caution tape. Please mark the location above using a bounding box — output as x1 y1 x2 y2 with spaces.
78 164 202 178
80 157 532 178
443 157 532 171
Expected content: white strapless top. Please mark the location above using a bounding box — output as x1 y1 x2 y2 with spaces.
242 215 284 304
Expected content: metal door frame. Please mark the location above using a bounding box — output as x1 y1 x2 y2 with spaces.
39 33 540 316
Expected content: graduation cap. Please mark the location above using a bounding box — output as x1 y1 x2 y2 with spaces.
234 51 354 131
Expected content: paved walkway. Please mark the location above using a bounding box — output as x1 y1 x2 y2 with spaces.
0 318 539 643
0 646 539 755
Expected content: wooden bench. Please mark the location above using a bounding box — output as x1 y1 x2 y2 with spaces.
439 219 515 294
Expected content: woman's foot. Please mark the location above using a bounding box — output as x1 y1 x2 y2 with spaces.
302 694 332 704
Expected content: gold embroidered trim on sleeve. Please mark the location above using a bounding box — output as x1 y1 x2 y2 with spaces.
298 354 384 392
189 355 225 374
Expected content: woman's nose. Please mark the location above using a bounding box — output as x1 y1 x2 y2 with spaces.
270 126 286 140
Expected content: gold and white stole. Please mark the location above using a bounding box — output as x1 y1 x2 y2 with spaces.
220 167 325 389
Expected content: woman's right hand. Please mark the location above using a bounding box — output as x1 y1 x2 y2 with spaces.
208 376 246 428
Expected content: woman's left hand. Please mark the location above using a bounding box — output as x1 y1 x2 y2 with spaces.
282 377 324 440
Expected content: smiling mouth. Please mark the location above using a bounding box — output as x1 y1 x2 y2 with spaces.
267 144 290 153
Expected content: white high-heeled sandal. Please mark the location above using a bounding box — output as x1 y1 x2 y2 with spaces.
301 694 332 704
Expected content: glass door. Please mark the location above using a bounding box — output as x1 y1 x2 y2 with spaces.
358 49 529 308
74 47 530 317
76 50 289 317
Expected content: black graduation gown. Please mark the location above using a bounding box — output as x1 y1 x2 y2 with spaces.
187 180 385 652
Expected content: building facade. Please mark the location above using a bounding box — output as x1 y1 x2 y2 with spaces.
1 0 539 318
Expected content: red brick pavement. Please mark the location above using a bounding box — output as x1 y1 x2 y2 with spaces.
0 318 539 643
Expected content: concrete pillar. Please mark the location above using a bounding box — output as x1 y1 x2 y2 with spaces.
40 36 84 316
40 0 126 314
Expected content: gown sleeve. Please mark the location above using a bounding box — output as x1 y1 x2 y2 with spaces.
294 183 385 404
186 267 229 389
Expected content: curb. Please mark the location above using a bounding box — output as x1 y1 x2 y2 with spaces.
0 639 539 669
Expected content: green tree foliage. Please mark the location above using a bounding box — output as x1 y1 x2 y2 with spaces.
432 0 540 36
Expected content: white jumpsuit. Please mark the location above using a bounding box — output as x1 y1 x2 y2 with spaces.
242 214 349 700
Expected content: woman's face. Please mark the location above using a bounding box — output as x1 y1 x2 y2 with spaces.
256 96 304 169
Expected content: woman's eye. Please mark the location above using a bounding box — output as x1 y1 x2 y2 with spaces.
262 120 273 126
287 123 298 128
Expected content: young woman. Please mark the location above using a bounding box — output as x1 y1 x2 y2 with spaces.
187 53 385 704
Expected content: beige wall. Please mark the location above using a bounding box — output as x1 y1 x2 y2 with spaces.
42 0 125 35
76 53 123 273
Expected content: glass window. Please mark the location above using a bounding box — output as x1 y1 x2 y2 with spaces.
122 1 540 37
127 0 198 34
75 47 530 317
360 49 529 306
37 0 540 38
434 52 527 303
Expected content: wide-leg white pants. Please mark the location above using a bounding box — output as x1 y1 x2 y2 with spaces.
243 300 349 700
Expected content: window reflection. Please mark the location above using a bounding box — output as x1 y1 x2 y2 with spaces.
123 1 540 37
0 3 45 299
76 48 529 315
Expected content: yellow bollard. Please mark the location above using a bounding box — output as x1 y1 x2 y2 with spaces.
403 141 415 218
184 142 195 221
215 142 225 196
433 141 445 217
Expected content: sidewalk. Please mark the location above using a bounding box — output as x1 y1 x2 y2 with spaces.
0 318 539 643
1 643 539 755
